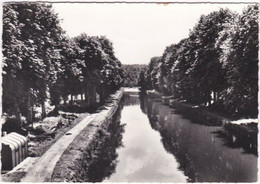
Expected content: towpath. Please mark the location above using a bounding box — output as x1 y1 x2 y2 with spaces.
21 114 96 182
20 89 124 182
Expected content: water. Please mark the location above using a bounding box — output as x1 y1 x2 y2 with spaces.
104 93 187 182
88 92 258 182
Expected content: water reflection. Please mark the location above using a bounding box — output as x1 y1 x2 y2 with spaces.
211 123 258 156
86 93 257 182
85 102 125 182
123 92 140 106
140 94 257 182
140 92 148 114
105 93 187 182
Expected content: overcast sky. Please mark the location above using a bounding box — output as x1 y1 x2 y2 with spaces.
52 3 250 65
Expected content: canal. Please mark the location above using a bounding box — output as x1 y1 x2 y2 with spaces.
87 91 257 182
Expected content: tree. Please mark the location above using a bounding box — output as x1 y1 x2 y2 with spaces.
2 4 24 124
3 2 64 124
98 36 124 101
141 5 258 118
49 36 84 107
74 34 124 107
122 64 147 87
158 44 180 95
218 5 258 117
139 57 162 91
187 8 236 106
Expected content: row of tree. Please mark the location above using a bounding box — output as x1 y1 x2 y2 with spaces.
3 3 124 126
122 64 147 87
139 5 258 118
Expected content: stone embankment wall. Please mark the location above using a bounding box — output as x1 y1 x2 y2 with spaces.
151 93 257 145
146 90 229 126
51 89 124 182
167 99 229 126
161 95 257 155
148 90 258 127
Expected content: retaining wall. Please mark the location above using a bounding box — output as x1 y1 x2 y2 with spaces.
51 89 124 182
168 99 229 126
146 91 230 126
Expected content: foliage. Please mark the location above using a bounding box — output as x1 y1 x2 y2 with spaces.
122 64 147 87
139 5 259 118
218 5 259 117
2 2 124 131
3 3 64 123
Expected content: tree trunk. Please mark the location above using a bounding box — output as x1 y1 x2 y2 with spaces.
41 101 46 118
81 92 83 101
208 93 211 106
14 101 21 125
89 85 94 107
63 96 67 105
85 89 90 108
99 85 104 104
27 91 33 124
93 85 97 105
87 84 97 109
213 91 217 104
9 75 22 125
70 94 73 105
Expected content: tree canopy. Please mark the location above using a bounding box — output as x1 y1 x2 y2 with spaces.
122 64 147 87
2 2 124 128
139 5 258 118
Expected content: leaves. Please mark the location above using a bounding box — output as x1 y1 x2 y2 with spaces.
140 5 258 118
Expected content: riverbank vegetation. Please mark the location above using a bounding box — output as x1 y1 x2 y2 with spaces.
139 5 258 119
2 3 124 135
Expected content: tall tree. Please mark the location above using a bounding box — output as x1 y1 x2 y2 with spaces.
3 3 64 123
2 4 24 123
188 8 236 106
218 5 258 117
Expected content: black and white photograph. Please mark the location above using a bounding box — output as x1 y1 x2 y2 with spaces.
1 0 258 182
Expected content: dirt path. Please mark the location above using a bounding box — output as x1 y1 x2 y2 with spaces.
20 114 96 182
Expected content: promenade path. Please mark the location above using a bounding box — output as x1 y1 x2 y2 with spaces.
21 90 124 182
21 114 95 182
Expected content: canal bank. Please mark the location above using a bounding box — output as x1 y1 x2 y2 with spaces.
55 90 257 182
148 91 258 156
147 90 257 139
3 89 124 182
4 89 257 182
51 89 124 182
167 98 258 151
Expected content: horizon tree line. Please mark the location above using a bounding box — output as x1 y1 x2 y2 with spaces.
122 64 147 87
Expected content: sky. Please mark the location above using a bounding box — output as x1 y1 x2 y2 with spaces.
52 3 251 65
